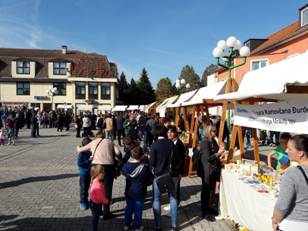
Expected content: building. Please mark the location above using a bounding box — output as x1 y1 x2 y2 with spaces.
217 4 308 82
0 46 118 114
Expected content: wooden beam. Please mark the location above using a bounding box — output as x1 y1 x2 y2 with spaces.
175 107 180 127
218 102 227 144
227 124 238 163
183 107 190 131
252 128 260 163
192 108 199 148
237 126 245 160
190 105 196 133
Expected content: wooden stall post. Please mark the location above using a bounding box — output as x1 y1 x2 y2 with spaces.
183 107 190 132
175 107 180 127
190 105 196 133
252 128 260 163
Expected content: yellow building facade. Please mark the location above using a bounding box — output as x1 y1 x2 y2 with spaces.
0 47 118 114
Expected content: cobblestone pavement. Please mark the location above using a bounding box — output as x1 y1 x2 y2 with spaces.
0 128 233 231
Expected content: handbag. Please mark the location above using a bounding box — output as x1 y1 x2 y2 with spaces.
156 149 179 195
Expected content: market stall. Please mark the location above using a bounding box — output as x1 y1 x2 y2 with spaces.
126 105 140 111
215 51 308 231
112 105 127 112
180 80 227 175
156 95 179 118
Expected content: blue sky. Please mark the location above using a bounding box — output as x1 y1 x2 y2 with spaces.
0 0 306 87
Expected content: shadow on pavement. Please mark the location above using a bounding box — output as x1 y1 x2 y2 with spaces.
0 173 78 189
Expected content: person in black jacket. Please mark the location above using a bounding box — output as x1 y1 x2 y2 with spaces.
150 125 180 231
167 125 187 205
198 123 225 220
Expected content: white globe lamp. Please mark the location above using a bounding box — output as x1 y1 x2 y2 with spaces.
217 40 227 50
180 78 186 85
239 46 250 57
212 47 223 58
185 83 190 89
226 36 237 48
175 79 180 89
234 40 242 50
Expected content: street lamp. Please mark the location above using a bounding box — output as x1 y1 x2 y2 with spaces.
212 36 250 130
176 78 190 93
48 87 58 111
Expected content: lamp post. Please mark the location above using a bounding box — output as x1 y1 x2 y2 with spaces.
175 78 190 92
212 36 250 130
48 87 58 111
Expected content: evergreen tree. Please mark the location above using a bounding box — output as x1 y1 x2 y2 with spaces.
137 68 156 104
179 65 200 91
118 72 130 104
155 77 175 102
201 64 219 87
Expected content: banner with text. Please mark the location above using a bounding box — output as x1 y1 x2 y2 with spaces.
234 101 308 134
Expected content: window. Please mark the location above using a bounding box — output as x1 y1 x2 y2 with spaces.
301 7 308 27
75 82 85 99
88 82 98 99
16 82 30 95
16 61 30 74
251 60 268 71
53 82 66 96
101 82 111 99
53 62 67 75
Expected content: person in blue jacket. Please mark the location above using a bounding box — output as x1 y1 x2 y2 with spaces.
122 146 151 231
77 137 92 210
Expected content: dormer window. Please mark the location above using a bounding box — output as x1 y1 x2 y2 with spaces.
16 61 30 74
53 62 67 75
300 5 308 27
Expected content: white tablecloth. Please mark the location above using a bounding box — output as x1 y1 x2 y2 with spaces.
220 169 277 231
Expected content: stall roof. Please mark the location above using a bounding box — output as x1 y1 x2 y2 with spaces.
144 102 156 113
98 105 112 111
167 89 198 108
156 95 179 111
182 80 226 106
126 105 139 111
215 51 308 101
112 105 127 112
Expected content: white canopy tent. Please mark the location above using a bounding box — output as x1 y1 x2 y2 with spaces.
126 105 140 111
143 102 156 113
98 104 112 111
182 80 227 106
156 95 179 117
215 51 308 102
112 105 127 112
57 104 73 109
167 89 198 108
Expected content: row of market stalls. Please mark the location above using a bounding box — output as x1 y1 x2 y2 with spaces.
113 52 308 231
112 102 157 114
112 52 307 231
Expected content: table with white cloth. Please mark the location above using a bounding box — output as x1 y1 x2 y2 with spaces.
219 169 277 231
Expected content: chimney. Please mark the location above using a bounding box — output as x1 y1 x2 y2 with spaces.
61 45 67 54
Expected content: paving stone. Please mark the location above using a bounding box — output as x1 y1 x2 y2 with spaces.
0 128 232 231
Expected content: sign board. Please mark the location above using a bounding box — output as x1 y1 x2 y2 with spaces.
234 101 308 134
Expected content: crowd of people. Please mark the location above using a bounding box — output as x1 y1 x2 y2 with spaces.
0 106 73 145
1 106 307 231
74 111 307 231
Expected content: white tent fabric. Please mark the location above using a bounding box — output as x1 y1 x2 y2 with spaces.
167 89 198 108
182 80 226 106
127 105 139 111
112 105 127 112
144 102 156 113
215 51 308 101
98 104 112 111
156 95 178 112
57 104 73 109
